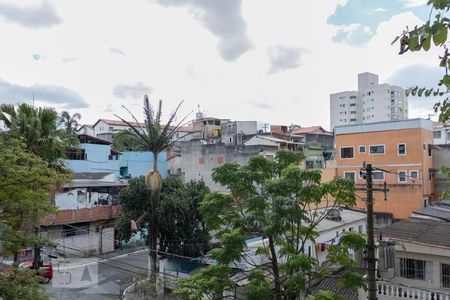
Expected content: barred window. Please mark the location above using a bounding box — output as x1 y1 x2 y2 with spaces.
442 264 450 288
397 258 432 281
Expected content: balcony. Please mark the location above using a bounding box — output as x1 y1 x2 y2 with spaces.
359 282 450 300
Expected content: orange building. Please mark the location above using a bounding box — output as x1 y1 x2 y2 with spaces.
335 119 434 219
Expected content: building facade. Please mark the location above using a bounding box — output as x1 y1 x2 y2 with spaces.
335 119 434 219
359 218 450 299
330 72 408 130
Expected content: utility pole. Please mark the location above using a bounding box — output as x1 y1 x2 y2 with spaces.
362 163 377 300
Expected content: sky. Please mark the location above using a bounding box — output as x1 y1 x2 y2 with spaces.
0 0 443 129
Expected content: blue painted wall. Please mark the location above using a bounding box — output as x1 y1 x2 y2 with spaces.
65 143 168 181
120 151 168 178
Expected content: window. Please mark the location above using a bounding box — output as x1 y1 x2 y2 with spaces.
398 143 406 155
350 103 357 106
398 258 432 281
359 146 366 153
369 145 385 155
373 171 384 180
358 225 363 233
340 147 354 159
442 264 450 288
350 96 357 99
344 171 356 182
447 131 450 141
398 171 407 183
350 111 357 114
434 131 442 139
428 145 432 157
410 171 419 180
350 118 357 122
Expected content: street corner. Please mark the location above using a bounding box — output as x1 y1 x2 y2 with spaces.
52 259 99 289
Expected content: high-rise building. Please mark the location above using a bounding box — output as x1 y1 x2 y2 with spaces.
330 72 408 130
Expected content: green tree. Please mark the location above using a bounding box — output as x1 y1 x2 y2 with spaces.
0 267 50 300
115 95 192 289
58 110 81 134
392 0 450 121
176 151 365 300
0 103 77 165
116 177 210 258
0 135 62 261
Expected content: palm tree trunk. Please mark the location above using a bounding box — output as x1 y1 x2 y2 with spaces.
149 152 160 294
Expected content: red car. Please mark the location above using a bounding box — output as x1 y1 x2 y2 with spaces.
19 260 53 283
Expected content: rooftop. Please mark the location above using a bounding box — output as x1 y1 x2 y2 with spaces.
377 218 450 249
292 126 332 136
41 205 122 226
335 118 432 135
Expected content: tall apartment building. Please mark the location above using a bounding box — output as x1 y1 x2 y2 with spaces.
330 72 408 130
335 119 434 220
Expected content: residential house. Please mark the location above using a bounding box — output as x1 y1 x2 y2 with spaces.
243 134 301 152
77 124 95 136
221 120 257 145
41 172 125 256
359 218 450 299
330 72 408 130
334 118 434 220
41 134 167 256
174 140 278 192
433 121 450 145
291 126 334 169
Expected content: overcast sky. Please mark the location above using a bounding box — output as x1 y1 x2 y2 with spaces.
0 0 441 129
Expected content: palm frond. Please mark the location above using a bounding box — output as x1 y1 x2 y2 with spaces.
115 110 151 147
113 130 147 151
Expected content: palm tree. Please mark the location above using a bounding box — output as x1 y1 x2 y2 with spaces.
0 103 76 165
115 95 191 290
59 111 81 134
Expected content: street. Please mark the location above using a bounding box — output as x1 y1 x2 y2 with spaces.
45 250 149 300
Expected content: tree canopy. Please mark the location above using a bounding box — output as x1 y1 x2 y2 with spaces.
116 176 210 258
176 150 365 300
0 103 77 166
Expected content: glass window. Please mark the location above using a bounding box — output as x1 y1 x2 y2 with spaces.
373 171 384 180
398 258 432 281
433 131 441 139
358 225 363 233
344 172 356 182
340 147 354 159
398 171 407 183
410 171 419 179
369 145 385 154
398 144 406 155
359 146 366 153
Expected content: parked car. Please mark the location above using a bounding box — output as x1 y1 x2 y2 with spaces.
18 260 53 283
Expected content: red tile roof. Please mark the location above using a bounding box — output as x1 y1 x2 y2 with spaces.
94 119 144 127
292 126 330 135
41 205 122 226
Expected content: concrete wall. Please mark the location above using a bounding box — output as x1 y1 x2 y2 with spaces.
120 151 168 178
52 227 115 256
378 240 450 293
66 143 121 179
336 126 433 219
179 141 278 191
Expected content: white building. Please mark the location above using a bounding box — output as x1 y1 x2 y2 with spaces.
330 72 408 130
433 122 450 144
358 217 450 300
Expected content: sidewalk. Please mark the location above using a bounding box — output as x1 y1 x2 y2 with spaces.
53 247 147 269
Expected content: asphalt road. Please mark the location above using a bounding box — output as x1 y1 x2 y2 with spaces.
45 250 149 300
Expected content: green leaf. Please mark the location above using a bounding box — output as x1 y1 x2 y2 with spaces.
422 34 431 51
433 22 448 46
443 75 450 88
408 35 419 50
